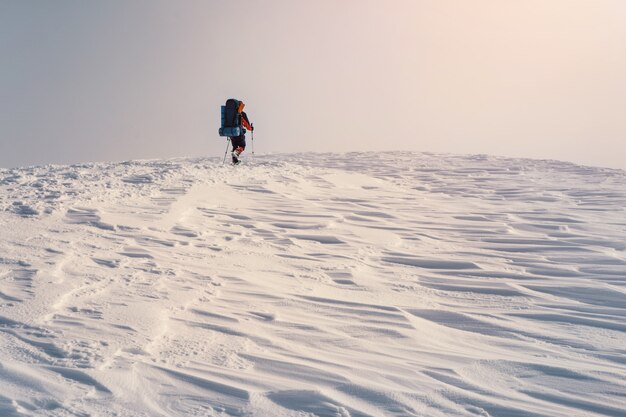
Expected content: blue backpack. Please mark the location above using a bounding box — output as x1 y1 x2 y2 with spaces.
218 98 243 137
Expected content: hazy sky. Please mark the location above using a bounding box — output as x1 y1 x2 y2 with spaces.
1 0 625 169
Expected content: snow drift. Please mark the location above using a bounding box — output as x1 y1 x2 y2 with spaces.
0 152 625 417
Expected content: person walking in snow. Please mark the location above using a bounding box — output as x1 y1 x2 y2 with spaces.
230 101 253 164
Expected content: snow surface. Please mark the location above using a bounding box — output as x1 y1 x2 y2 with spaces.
1 151 625 417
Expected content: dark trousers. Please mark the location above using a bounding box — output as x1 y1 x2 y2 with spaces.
230 135 246 152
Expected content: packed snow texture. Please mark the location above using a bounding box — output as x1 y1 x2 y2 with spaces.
1 152 625 417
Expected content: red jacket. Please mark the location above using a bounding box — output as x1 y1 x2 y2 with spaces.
241 111 252 131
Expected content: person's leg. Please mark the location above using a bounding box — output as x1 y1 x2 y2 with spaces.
230 136 239 152
231 136 246 159
232 136 245 152
231 136 246 163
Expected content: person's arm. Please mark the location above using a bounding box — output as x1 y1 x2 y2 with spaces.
241 112 253 130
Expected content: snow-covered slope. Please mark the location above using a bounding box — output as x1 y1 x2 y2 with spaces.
1 152 625 417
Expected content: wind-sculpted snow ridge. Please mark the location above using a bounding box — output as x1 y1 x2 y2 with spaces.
1 152 625 417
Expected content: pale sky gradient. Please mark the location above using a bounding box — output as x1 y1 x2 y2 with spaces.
1 0 625 169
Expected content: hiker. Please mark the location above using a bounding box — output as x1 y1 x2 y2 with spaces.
230 101 253 164
218 98 254 164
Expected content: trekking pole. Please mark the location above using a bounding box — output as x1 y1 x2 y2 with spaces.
222 138 231 165
251 124 255 155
